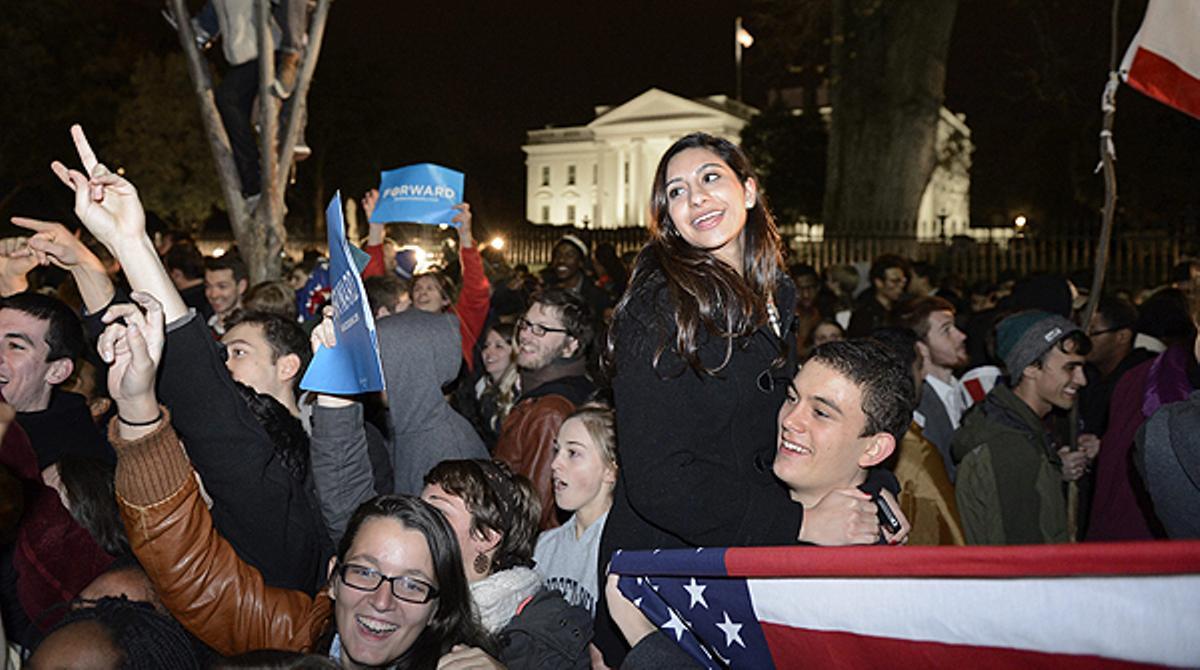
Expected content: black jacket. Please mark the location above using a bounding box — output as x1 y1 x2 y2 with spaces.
595 261 803 663
497 587 592 670
158 312 330 594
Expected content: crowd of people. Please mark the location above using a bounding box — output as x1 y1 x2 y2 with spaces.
0 125 1195 669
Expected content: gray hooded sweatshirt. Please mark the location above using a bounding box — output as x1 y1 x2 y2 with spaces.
378 309 488 495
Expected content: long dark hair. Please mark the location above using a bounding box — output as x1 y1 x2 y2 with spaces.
334 495 492 667
608 133 784 375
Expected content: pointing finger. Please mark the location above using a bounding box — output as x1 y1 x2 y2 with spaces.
71 124 99 175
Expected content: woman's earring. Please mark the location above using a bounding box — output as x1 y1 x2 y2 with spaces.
473 552 491 575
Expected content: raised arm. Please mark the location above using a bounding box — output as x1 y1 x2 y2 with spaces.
12 217 115 314
102 294 328 655
49 124 188 322
308 316 376 543
451 203 490 366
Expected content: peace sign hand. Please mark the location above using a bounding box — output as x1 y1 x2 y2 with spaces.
49 124 146 250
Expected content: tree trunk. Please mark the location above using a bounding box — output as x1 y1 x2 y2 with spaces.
167 0 332 283
822 0 959 235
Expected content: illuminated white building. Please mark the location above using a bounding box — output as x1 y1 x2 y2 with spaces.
523 88 978 240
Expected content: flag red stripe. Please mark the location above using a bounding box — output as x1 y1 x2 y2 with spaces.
724 540 1200 578
758 624 1171 669
1126 47 1200 120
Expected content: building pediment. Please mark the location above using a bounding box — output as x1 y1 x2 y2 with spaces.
587 88 750 132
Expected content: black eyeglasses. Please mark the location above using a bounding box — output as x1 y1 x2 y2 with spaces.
1088 325 1128 337
337 563 439 604
516 317 569 337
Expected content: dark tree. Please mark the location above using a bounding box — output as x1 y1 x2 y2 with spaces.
740 103 827 225
822 0 959 233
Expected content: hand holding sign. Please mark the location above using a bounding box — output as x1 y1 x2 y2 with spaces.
369 163 464 226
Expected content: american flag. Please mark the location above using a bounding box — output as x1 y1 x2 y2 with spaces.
610 541 1200 668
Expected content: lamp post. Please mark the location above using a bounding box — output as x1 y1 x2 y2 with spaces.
735 17 754 102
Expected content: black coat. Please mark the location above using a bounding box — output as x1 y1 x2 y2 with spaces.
594 261 803 663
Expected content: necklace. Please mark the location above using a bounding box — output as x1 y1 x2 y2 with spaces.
766 295 782 339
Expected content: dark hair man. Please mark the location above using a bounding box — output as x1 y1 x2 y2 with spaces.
494 288 596 530
952 311 1096 544
548 235 611 320
773 338 916 513
204 254 248 335
847 254 910 338
222 311 310 418
164 241 212 320
895 296 970 481
0 293 108 468
1079 296 1154 436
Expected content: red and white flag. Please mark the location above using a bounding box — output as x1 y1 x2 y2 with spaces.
1120 0 1200 119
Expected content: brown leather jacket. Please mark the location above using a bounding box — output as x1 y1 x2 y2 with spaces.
112 415 333 657
893 422 965 546
494 394 576 530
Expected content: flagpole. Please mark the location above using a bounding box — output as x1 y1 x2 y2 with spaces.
735 16 744 102
1070 0 1122 541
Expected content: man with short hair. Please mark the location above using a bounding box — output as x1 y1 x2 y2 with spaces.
495 288 595 529
1079 295 1153 435
363 274 411 319
204 254 248 335
895 296 969 481
772 339 915 524
847 254 910 338
0 293 107 468
221 311 310 419
788 263 823 353
164 242 212 320
952 311 1096 544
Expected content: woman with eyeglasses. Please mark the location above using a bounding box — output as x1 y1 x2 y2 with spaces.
99 295 589 667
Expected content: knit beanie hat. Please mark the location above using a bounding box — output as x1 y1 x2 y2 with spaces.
556 234 589 259
995 310 1082 383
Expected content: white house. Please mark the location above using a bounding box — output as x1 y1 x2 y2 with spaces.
523 87 980 241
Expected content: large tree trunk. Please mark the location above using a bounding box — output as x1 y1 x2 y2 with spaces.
822 0 958 234
168 0 332 283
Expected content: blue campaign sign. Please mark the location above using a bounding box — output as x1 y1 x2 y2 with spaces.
300 191 386 394
369 163 464 225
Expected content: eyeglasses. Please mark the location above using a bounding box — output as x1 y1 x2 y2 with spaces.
516 317 569 337
337 563 439 604
1088 326 1127 337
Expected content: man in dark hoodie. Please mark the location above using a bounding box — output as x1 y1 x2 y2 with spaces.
495 288 595 530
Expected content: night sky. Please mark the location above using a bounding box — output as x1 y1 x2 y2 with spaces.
6 1 1198 237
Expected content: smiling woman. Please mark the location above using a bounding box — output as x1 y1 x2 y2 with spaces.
595 133 802 664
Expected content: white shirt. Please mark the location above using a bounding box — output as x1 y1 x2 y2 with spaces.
924 373 967 429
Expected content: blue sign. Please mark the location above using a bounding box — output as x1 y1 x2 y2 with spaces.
369 163 464 226
300 191 386 394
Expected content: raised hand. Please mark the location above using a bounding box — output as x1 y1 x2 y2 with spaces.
98 291 166 424
0 237 38 295
362 188 380 220
49 124 146 249
11 218 101 272
452 202 473 248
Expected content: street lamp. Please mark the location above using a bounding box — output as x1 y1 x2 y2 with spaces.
489 237 505 251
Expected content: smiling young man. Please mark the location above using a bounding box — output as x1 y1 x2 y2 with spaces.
951 311 1093 544
494 288 595 530
204 254 249 336
772 339 914 530
0 293 108 468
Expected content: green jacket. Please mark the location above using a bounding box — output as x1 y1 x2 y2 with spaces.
951 385 1068 544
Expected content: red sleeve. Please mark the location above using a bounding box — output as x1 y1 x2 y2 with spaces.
452 246 490 372
361 243 386 279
